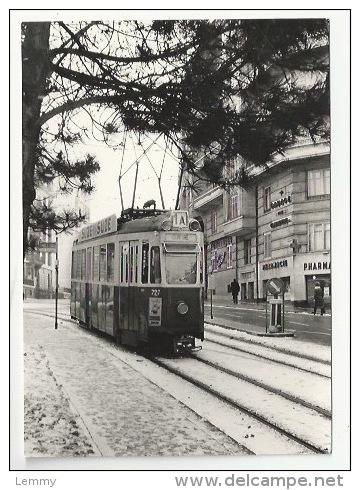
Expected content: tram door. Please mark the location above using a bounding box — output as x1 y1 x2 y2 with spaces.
119 241 139 346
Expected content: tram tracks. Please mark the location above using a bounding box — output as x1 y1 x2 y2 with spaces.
188 349 331 418
25 308 331 455
205 327 331 378
148 354 331 454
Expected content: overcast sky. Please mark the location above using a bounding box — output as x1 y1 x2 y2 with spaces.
82 134 181 222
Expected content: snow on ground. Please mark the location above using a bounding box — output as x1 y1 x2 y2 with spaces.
162 357 331 453
204 330 331 378
197 340 331 412
23 311 248 458
21 302 332 459
23 345 97 457
205 322 331 363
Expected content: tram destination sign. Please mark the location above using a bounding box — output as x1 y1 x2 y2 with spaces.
79 214 117 242
171 210 188 228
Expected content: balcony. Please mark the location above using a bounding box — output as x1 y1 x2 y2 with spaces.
193 186 223 211
223 215 256 237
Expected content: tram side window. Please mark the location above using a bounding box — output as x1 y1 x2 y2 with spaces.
86 248 92 282
129 245 139 284
119 243 128 283
107 243 115 282
129 246 134 283
80 249 86 280
93 246 100 281
119 245 124 283
150 246 161 284
76 250 81 279
100 244 107 282
71 251 75 279
141 243 149 283
135 245 139 283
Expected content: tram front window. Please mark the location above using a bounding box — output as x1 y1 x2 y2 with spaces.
165 254 197 284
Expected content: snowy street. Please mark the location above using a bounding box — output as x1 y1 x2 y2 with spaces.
23 301 248 458
22 299 331 462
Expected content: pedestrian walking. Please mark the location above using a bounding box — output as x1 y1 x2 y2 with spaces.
313 281 325 315
230 278 240 304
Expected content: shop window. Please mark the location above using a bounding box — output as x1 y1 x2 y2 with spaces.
241 283 247 300
247 282 254 299
307 169 330 198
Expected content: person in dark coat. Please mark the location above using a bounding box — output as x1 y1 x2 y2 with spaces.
230 278 240 304
313 281 325 315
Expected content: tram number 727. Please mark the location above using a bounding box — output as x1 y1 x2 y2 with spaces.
151 289 161 296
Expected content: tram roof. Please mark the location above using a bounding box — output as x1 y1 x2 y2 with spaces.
117 209 171 233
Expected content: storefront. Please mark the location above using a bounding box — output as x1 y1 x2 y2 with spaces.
259 256 293 301
293 254 331 306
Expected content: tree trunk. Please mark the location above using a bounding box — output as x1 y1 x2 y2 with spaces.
22 22 51 257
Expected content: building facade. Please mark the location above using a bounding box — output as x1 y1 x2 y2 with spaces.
23 189 91 299
182 138 330 306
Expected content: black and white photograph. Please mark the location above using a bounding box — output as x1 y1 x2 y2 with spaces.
10 8 351 481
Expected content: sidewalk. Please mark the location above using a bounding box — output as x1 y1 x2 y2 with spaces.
204 296 298 337
204 315 295 338
204 294 331 314
22 306 247 460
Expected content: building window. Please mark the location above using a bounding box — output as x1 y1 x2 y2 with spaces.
228 194 239 221
264 232 271 259
211 210 217 233
308 223 330 251
226 244 233 269
307 169 330 198
244 239 251 265
263 186 271 212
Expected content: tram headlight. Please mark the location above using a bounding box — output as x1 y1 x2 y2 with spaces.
177 302 189 315
189 219 201 231
161 218 172 231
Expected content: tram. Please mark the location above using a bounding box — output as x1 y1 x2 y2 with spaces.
70 207 205 354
